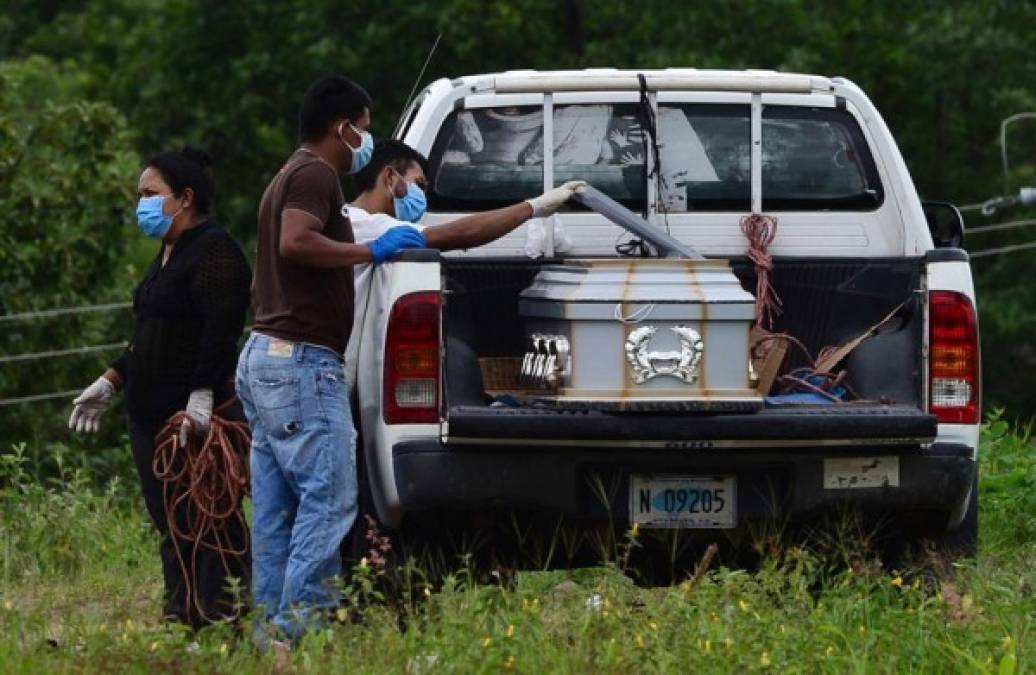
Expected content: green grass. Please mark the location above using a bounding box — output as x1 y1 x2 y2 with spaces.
0 416 1033 674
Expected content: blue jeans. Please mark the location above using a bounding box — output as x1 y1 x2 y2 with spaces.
235 333 357 642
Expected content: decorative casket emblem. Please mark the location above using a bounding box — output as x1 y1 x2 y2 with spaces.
624 325 704 385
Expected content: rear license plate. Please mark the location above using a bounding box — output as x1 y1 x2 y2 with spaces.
629 475 737 529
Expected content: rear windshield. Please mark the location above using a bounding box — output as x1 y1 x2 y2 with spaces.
426 103 882 212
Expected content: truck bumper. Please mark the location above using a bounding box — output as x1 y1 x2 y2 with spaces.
392 440 975 527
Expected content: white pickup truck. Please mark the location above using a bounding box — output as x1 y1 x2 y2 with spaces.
349 69 980 569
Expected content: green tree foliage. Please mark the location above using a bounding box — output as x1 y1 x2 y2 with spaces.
0 56 139 468
0 0 1033 458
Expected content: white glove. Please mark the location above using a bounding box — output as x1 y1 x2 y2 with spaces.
69 376 116 434
178 389 214 446
525 181 588 218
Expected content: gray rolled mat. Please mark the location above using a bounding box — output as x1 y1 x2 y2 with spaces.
572 185 704 260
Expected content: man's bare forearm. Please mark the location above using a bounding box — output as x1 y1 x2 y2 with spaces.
280 227 373 267
423 202 534 251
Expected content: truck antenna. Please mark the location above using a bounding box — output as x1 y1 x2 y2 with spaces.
395 32 443 135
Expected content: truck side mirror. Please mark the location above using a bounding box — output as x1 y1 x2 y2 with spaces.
922 201 965 249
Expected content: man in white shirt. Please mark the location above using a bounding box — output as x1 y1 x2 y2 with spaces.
346 139 582 262
342 140 583 382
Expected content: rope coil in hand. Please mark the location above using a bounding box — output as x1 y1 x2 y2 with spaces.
153 399 251 624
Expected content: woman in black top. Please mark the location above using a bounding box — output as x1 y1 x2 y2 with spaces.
68 148 252 628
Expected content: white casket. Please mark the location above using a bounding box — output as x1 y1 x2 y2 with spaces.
518 259 762 412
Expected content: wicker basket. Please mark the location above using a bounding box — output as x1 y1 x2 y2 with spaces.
478 357 524 396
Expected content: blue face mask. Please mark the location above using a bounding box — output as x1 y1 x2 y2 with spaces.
341 122 373 175
135 194 179 239
394 180 427 223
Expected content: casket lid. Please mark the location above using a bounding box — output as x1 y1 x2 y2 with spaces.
520 259 755 304
519 259 756 321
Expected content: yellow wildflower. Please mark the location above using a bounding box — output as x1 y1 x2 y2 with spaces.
890 576 903 588
704 639 712 654
336 608 349 623
649 621 659 632
760 652 771 667
423 586 432 598
631 522 640 537
635 633 645 648
505 655 516 670
506 624 515 638
149 641 159 652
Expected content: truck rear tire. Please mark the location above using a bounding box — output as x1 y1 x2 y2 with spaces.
931 468 978 559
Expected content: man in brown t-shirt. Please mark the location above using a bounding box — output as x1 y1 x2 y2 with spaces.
235 74 424 647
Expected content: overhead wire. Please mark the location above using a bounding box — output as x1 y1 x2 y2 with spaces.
966 218 1036 235
970 240 1036 259
0 342 126 406
0 342 126 365
0 390 81 407
0 301 131 323
0 302 126 405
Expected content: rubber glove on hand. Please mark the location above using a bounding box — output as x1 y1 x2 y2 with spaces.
368 226 427 265
69 376 116 434
178 388 214 446
525 180 588 218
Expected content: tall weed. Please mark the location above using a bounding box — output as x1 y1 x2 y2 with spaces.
0 443 149 585
980 410 1036 548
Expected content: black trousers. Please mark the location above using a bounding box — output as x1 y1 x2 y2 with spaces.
128 415 251 628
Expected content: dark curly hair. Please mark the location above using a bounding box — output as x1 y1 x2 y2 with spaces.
353 140 429 194
145 146 215 215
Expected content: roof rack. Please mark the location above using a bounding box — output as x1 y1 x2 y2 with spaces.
479 69 833 95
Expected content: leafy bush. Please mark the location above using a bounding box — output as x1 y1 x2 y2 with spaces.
0 56 139 469
979 410 1036 547
0 443 147 584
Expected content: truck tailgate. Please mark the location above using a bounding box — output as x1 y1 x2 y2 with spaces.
445 404 936 447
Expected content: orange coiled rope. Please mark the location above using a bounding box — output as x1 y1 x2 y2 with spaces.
153 400 251 624
740 213 783 329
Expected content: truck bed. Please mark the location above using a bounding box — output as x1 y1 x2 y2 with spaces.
443 256 927 420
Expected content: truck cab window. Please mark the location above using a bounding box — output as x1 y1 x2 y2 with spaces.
428 103 883 213
427 104 647 212
760 106 883 210
428 106 545 211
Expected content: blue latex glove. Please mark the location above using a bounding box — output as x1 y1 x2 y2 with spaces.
368 226 426 265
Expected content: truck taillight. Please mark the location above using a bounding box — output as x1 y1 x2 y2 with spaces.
384 291 440 424
928 290 980 424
